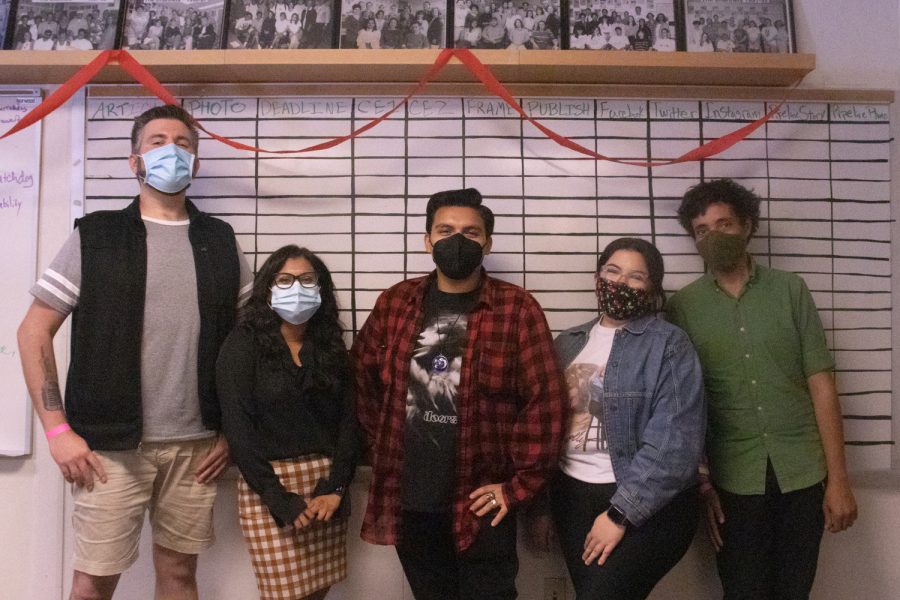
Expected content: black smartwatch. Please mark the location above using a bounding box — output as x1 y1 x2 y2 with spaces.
606 505 629 528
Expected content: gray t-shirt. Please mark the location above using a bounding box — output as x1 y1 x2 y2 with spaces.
31 216 253 442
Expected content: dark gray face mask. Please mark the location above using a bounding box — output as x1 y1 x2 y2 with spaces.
696 230 747 271
431 233 484 280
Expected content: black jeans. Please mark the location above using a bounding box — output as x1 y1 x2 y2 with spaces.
396 510 518 600
549 471 698 600
716 462 825 600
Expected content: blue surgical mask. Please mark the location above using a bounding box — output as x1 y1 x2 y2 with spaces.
270 282 321 325
139 143 195 194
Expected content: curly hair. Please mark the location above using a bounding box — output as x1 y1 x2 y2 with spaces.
597 237 667 311
677 178 761 238
238 245 348 390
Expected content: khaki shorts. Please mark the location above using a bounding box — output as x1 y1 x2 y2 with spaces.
71 437 218 577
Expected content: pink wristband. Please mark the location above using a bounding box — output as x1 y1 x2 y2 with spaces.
45 423 71 440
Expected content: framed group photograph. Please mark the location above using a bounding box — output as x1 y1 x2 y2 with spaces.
226 0 336 48
682 0 794 53
453 0 561 50
8 0 123 50
0 0 13 49
338 0 446 49
120 0 226 49
565 0 677 51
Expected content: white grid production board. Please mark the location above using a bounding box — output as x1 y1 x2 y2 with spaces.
81 93 893 470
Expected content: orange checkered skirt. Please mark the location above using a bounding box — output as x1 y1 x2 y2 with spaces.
237 454 348 600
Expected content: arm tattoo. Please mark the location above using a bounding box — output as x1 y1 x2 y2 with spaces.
40 347 63 412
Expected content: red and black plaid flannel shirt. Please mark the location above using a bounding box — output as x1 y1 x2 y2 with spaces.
351 270 568 552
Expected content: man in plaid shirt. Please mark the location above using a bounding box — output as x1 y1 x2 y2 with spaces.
352 188 567 600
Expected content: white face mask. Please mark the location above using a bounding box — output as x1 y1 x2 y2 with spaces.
139 143 195 194
270 281 321 325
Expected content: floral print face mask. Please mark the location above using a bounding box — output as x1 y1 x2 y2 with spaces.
595 275 653 321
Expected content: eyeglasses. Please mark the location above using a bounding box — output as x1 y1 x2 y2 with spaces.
273 272 319 289
599 265 649 287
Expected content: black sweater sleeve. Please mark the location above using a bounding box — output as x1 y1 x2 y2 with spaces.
216 328 306 527
313 362 361 497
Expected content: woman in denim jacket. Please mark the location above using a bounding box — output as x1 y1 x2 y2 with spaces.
549 237 705 599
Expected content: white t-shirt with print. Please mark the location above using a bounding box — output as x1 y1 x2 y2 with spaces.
559 321 617 483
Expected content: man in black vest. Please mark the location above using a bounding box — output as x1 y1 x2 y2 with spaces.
18 104 252 600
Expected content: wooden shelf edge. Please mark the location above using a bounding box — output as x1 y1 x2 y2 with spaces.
86 82 895 103
0 49 815 88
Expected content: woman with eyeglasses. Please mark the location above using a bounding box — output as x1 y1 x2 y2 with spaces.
217 245 359 600
548 237 705 599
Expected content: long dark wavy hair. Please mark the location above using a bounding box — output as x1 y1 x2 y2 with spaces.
238 245 348 390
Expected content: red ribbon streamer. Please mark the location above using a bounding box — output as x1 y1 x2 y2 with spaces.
1 48 792 168
0 50 115 141
119 47 457 154
451 48 784 167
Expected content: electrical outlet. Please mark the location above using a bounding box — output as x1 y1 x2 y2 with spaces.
543 576 566 600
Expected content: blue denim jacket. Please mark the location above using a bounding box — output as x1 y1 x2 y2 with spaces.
554 312 706 527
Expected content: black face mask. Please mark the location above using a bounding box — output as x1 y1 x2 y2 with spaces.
431 233 485 280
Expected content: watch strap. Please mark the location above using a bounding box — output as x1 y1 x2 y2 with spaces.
606 504 629 527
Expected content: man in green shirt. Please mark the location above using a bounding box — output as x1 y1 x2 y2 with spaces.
666 179 857 599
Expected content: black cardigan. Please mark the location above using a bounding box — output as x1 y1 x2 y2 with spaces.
217 326 360 527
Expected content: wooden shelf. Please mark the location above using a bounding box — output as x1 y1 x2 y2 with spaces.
0 49 814 87
87 82 894 103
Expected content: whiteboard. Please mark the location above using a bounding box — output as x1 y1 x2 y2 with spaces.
81 92 892 470
0 90 41 457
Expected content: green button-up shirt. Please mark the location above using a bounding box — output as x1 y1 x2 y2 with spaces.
666 262 833 495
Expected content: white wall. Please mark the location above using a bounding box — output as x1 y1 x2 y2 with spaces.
0 103 76 600
1 1 899 597
795 0 900 90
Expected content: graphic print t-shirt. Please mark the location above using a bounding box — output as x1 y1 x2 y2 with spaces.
401 284 479 511
560 321 617 484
